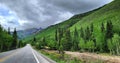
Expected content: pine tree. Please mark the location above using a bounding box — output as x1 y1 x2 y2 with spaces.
90 23 94 33
92 36 96 50
104 21 113 52
80 27 84 39
85 27 91 41
12 28 18 49
0 25 2 32
55 29 58 42
101 22 105 32
58 28 63 53
90 23 94 40
109 21 113 38
63 29 72 50
106 21 113 39
8 27 10 34
0 24 3 52
72 27 79 51
100 22 106 52
42 37 46 46
33 37 36 42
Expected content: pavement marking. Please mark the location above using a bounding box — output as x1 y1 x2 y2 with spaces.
31 48 40 63
0 50 19 62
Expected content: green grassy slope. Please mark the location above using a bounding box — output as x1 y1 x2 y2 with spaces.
71 0 120 31
23 8 97 43
70 0 120 41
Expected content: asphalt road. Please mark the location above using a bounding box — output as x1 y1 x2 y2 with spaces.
0 44 56 63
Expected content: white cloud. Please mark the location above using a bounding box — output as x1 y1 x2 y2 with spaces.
54 12 73 24
18 20 29 26
59 12 73 20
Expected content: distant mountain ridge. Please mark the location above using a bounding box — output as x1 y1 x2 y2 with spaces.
17 27 42 39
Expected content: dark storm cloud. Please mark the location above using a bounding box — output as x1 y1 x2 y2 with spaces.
0 0 113 30
41 0 113 14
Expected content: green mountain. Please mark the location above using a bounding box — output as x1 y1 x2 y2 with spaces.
23 4 105 42
70 0 120 32
24 0 120 54
23 7 98 43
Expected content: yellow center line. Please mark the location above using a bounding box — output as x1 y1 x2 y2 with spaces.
0 49 20 62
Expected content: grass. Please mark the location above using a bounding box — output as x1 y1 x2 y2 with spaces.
39 50 82 63
38 50 105 63
70 0 120 33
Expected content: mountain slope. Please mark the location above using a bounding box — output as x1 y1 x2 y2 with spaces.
70 0 120 32
23 7 99 43
17 28 42 39
69 0 120 45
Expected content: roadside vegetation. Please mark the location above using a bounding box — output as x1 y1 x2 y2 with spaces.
40 50 80 63
39 50 105 63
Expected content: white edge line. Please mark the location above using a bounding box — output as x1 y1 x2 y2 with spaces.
31 48 40 63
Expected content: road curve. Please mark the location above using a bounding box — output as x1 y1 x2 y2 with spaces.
0 44 56 63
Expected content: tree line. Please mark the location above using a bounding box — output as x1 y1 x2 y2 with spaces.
0 24 25 52
33 21 120 56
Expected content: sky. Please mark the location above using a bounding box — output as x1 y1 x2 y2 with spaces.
0 0 113 31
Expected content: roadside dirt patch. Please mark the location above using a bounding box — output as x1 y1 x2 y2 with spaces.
65 51 120 63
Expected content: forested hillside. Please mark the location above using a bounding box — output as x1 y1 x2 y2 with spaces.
0 24 25 52
69 0 120 54
23 6 101 45
24 0 120 55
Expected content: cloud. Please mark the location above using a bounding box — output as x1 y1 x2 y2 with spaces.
0 0 113 30
0 5 20 31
